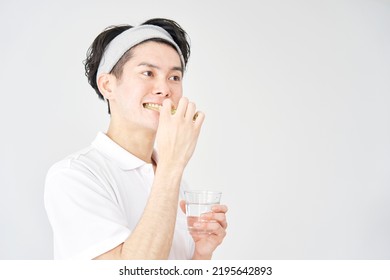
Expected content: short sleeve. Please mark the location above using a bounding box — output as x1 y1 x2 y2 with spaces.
44 160 130 259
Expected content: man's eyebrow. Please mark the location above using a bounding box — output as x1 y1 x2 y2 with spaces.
138 62 183 73
172 66 184 73
138 62 160 69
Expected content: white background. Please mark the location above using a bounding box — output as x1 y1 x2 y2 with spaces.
0 0 389 259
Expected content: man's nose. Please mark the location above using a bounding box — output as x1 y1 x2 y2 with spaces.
153 78 171 97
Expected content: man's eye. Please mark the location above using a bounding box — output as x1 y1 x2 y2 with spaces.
142 71 153 76
169 75 181 81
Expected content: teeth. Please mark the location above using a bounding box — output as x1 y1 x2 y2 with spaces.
143 103 176 114
143 103 162 112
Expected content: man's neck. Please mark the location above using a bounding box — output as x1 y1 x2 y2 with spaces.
106 121 156 164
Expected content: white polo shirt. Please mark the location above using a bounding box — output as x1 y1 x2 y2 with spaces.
44 132 194 259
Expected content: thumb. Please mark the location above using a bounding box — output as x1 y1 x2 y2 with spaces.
179 200 186 214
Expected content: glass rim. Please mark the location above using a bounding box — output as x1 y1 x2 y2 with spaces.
184 190 222 195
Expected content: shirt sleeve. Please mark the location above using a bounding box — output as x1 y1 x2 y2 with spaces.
44 160 130 259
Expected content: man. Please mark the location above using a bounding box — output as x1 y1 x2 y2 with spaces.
44 18 228 260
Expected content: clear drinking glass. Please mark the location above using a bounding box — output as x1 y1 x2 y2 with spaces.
184 190 222 233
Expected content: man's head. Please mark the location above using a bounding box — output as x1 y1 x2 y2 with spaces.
84 18 190 114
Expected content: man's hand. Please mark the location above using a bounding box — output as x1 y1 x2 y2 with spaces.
180 200 228 259
156 97 205 171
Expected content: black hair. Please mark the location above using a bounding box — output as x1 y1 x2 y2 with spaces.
83 18 191 114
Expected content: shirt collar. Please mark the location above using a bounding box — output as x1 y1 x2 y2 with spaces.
91 132 155 170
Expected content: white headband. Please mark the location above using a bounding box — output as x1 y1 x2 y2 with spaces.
96 24 185 83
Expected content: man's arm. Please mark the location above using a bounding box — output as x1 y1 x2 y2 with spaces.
95 98 205 259
94 163 183 259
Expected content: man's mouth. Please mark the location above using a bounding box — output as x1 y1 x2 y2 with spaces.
143 103 162 112
143 103 176 114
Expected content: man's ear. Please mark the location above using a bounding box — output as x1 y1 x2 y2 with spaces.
97 74 115 100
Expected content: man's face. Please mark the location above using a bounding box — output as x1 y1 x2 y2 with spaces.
109 41 183 132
